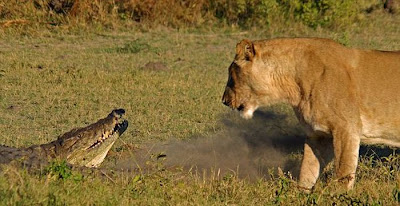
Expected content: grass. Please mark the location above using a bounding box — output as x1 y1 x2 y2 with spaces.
0 11 400 205
0 31 234 145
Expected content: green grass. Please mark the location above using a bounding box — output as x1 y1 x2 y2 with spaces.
0 31 235 145
1 12 400 205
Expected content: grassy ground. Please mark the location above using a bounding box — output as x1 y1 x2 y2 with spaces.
1 12 400 205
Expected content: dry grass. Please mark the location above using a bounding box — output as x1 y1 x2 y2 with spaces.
0 0 391 34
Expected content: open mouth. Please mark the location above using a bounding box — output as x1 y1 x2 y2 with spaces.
87 120 128 150
237 104 245 111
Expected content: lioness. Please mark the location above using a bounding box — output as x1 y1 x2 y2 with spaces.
222 38 400 190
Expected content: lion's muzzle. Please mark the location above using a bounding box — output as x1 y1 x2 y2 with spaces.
222 88 234 109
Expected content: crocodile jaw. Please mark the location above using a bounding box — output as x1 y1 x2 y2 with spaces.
66 131 121 167
62 109 128 167
85 139 116 167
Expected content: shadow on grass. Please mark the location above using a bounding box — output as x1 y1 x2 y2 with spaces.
108 108 305 179
108 108 399 180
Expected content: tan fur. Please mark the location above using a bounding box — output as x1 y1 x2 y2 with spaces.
222 38 400 190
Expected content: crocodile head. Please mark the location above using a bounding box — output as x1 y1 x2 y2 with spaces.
56 109 128 167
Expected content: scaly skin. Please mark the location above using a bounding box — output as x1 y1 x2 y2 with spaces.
0 109 128 168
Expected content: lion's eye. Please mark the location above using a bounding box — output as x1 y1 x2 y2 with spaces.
227 76 234 87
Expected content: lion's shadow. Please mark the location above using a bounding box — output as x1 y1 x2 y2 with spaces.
223 108 400 179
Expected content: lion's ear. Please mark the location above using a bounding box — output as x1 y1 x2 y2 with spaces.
236 39 255 61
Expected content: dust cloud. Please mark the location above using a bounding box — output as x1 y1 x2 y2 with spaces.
111 109 307 180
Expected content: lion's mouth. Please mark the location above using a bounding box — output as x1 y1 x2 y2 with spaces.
237 104 245 111
239 104 258 120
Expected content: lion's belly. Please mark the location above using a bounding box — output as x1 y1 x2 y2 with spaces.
360 137 400 147
360 115 400 147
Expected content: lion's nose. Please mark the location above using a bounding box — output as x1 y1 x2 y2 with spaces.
222 92 230 106
222 98 229 106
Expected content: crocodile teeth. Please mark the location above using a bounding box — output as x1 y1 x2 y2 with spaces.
87 121 122 150
88 130 114 149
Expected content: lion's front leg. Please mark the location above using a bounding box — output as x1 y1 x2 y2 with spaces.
299 136 333 191
332 128 360 190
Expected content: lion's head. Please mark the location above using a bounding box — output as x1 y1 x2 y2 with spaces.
221 39 299 119
221 39 259 119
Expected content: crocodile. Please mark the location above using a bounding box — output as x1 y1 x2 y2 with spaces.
0 109 128 169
